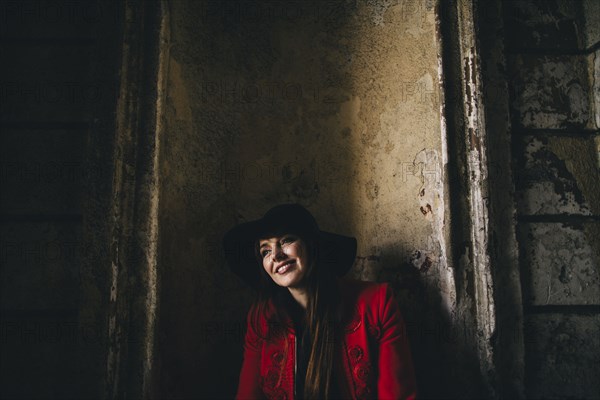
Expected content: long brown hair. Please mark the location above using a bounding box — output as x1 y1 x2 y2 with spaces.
250 232 340 399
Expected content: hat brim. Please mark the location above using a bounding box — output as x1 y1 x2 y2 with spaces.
223 215 357 287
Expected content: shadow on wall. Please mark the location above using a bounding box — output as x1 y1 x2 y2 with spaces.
354 242 484 400
156 1 472 398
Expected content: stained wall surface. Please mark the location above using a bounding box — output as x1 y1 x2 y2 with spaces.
156 1 452 398
0 1 121 399
504 0 600 398
2 1 598 399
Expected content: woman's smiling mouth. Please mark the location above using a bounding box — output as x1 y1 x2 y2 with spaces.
275 260 295 274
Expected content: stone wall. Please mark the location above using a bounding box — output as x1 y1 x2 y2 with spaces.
0 1 121 398
2 1 597 399
155 0 461 398
503 1 600 398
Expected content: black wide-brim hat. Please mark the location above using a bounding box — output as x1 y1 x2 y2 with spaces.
223 203 357 287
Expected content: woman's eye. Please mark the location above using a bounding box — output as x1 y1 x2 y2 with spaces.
281 236 295 245
261 249 271 258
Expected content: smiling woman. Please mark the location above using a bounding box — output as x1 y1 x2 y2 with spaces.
259 234 309 296
223 204 417 399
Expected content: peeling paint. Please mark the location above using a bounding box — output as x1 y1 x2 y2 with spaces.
592 48 600 128
104 1 168 398
510 54 591 129
520 222 600 305
516 136 595 215
456 1 497 395
433 3 455 321
411 148 456 313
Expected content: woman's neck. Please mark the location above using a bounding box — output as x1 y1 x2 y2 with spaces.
287 286 308 309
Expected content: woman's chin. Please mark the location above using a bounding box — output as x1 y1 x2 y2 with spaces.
273 272 304 288
275 277 299 288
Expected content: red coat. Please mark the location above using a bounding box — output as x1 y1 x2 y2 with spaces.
236 279 417 399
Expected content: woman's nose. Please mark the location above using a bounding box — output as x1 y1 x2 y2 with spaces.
272 245 286 260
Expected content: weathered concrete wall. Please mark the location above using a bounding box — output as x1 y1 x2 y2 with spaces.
524 313 600 399
477 0 525 396
504 0 600 398
504 0 586 50
0 1 121 398
156 0 458 398
515 135 600 215
509 54 591 129
518 222 599 305
8 1 599 399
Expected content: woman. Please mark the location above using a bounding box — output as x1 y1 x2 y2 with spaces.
223 204 417 400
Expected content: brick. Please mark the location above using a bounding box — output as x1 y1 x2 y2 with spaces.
503 0 584 51
514 136 600 215
583 0 600 49
524 313 600 399
508 54 591 129
0 129 84 214
518 222 600 306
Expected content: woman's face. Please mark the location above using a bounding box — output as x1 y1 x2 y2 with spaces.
259 234 309 289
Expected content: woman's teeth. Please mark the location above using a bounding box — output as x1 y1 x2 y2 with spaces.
277 262 294 274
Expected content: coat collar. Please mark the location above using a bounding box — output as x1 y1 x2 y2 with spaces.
262 278 362 336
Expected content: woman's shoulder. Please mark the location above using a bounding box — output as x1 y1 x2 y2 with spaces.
337 279 396 328
247 297 279 323
245 299 293 340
